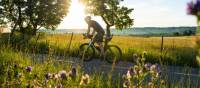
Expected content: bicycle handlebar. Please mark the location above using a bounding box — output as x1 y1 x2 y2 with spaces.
82 33 113 40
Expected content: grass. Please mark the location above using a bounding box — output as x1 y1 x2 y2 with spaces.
0 46 199 88
41 33 199 67
0 33 198 67
0 33 199 87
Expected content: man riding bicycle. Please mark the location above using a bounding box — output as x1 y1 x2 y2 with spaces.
84 16 105 56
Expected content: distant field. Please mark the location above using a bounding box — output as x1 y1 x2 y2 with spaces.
41 34 198 67
0 33 198 67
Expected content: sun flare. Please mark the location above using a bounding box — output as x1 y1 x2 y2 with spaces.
58 0 87 29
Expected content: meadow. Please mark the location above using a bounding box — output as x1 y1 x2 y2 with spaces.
0 33 200 87
41 33 199 67
0 33 198 67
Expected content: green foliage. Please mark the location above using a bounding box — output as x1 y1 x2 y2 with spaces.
0 0 71 35
80 0 134 36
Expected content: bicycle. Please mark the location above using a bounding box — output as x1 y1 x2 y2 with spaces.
79 33 122 63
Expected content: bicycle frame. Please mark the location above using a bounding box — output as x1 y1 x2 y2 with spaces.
85 34 112 52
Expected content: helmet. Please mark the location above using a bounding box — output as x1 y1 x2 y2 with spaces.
85 16 91 21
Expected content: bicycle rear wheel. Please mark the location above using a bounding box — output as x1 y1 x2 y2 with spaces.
79 43 95 61
105 45 122 63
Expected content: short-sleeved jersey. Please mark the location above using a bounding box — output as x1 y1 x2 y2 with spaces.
88 20 105 34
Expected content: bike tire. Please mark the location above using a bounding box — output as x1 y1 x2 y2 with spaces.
79 43 95 61
105 45 122 63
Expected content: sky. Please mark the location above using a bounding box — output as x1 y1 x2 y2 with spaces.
58 0 197 29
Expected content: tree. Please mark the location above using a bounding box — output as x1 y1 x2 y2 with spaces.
0 0 71 36
80 0 134 37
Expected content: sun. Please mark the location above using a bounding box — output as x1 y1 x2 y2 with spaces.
58 0 87 29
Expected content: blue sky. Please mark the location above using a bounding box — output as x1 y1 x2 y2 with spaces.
58 0 197 29
121 0 197 27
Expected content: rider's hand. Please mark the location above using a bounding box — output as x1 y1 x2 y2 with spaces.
87 34 93 38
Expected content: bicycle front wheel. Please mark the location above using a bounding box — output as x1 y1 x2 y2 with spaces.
79 43 95 61
105 45 122 63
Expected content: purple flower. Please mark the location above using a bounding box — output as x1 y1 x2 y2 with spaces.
187 1 195 15
187 0 200 15
45 72 52 80
59 70 67 79
68 67 77 79
25 66 32 72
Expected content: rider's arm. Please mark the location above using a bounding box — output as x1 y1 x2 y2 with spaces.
91 29 95 35
87 26 91 35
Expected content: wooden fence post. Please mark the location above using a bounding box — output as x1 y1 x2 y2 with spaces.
67 32 74 53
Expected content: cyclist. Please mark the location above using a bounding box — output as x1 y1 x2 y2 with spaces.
84 16 105 56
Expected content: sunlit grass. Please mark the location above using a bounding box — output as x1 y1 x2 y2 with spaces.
0 33 199 87
42 34 198 67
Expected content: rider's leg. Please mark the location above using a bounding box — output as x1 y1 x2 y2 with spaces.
97 42 104 56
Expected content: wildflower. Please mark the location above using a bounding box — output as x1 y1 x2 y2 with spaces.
126 67 134 80
161 80 165 85
187 1 195 15
144 63 152 70
80 74 90 86
150 64 161 74
57 83 62 88
139 69 143 74
44 79 49 85
53 73 59 80
25 66 32 72
68 67 76 79
17 73 24 78
59 70 67 80
132 54 138 62
148 82 154 87
45 72 52 80
187 0 200 15
33 79 42 88
122 74 131 88
133 66 140 75
123 80 131 88
122 74 127 80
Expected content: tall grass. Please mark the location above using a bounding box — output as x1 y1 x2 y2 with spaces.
40 34 198 67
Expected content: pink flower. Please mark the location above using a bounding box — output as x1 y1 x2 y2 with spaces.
53 73 59 80
187 1 195 15
25 66 32 72
150 64 161 74
126 67 134 79
144 63 152 70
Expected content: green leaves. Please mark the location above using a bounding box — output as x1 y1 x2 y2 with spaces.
0 0 71 35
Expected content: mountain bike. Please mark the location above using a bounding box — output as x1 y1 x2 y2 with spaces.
79 33 122 63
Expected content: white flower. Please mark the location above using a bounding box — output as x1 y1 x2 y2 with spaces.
80 74 90 86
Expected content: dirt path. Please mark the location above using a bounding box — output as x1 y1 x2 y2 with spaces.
30 54 200 87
